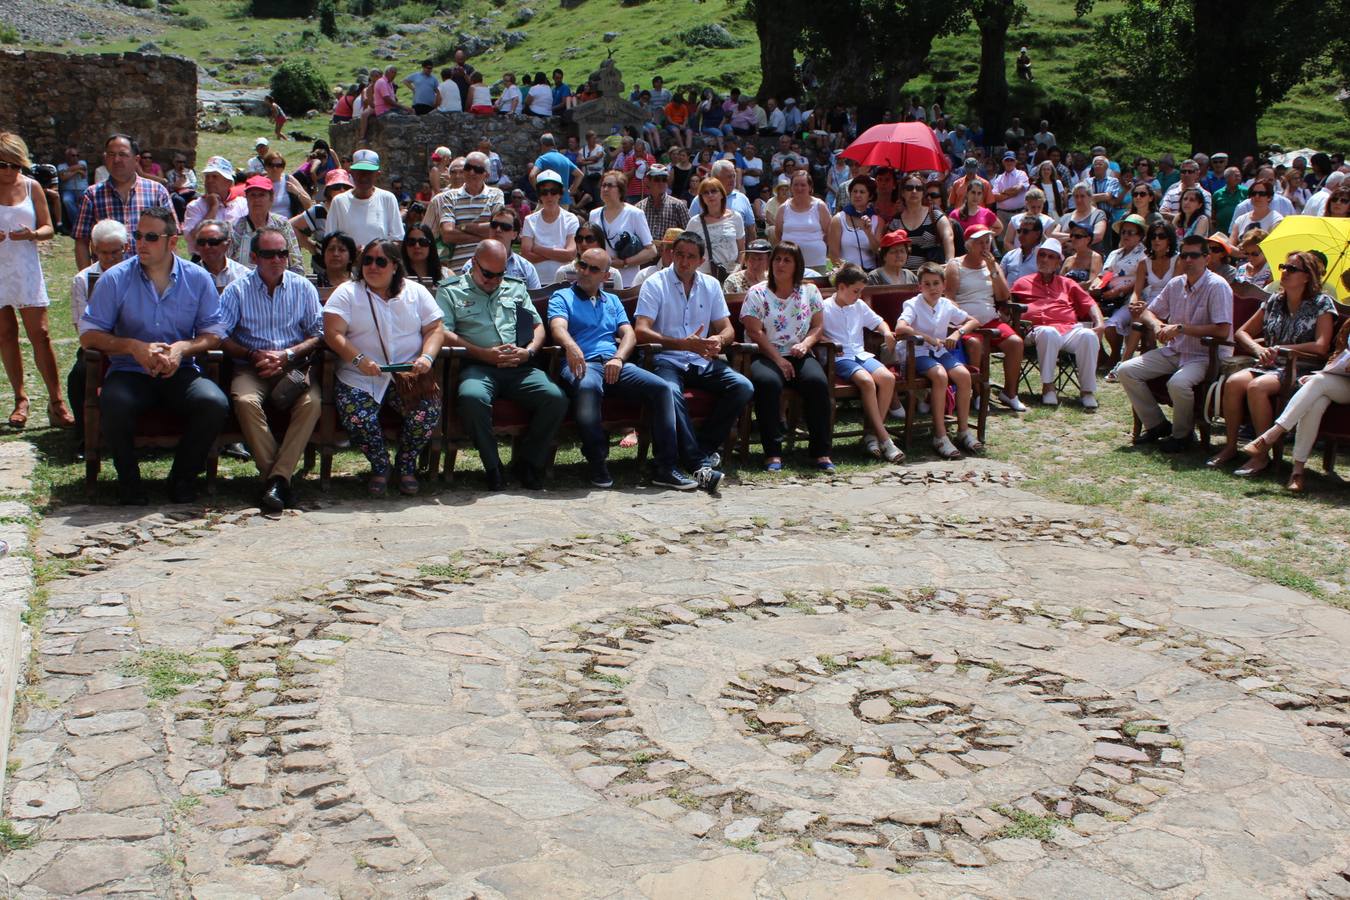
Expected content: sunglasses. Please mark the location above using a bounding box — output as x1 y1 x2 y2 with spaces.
577 234 599 243
1133 191 1151 197
1249 190 1272 197
1017 227 1039 234
575 260 604 273
1279 263 1308 274
1181 168 1199 174
132 231 168 243
902 185 924 192
538 187 562 196
255 248 288 260
195 237 227 248
1332 195 1350 203
361 255 390 268
601 182 621 189
266 162 285 169
464 164 487 174
405 237 432 247
1208 246 1225 254
477 265 505 279
0 161 23 171
489 221 515 232
1178 251 1205 259
925 193 941 200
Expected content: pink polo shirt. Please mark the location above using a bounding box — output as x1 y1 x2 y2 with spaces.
1011 272 1097 334
373 77 397 115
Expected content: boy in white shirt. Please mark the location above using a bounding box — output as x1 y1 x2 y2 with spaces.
822 265 903 462
896 261 982 459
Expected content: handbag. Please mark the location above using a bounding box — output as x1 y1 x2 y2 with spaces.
365 287 441 407
268 358 312 410
698 214 729 281
600 217 642 261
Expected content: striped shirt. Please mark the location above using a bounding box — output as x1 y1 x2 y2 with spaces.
229 214 305 274
72 176 173 253
218 269 323 352
439 185 504 268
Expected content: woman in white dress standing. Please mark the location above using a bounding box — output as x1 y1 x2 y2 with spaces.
0 132 72 429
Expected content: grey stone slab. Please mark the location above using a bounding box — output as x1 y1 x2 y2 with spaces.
407 808 539 872
343 648 451 706
440 753 598 819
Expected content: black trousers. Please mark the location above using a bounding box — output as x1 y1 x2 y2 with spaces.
100 367 229 487
748 354 831 457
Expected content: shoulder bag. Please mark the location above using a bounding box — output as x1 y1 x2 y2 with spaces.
365 287 441 407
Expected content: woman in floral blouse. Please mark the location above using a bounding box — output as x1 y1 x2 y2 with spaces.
740 241 835 472
1210 250 1336 473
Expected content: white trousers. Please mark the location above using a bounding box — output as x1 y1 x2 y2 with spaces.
1274 372 1350 463
1115 348 1209 437
1032 324 1099 394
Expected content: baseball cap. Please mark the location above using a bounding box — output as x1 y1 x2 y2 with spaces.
963 223 993 242
1002 151 1017 161
1037 237 1065 259
1211 151 1229 160
745 238 773 254
963 157 979 171
324 168 354 189
648 164 670 179
536 170 564 186
879 229 911 248
254 137 270 148
201 156 234 179
431 145 452 161
243 175 273 193
350 149 381 172
785 97 796 105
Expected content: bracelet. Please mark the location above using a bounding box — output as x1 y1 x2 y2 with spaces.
420 353 434 364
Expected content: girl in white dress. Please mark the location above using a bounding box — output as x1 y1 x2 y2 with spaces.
0 132 72 428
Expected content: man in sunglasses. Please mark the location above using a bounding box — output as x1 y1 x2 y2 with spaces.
1000 215 1045 284
440 151 504 270
1159 159 1211 218
1117 233 1233 452
191 219 249 290
78 207 230 505
218 227 325 512
549 247 705 491
436 239 567 491
326 149 403 249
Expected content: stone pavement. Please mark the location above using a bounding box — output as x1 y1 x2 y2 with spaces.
7 459 1350 898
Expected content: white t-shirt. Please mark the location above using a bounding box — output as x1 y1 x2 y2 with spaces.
321 280 443 403
900 295 973 357
526 84 553 116
692 212 744 275
436 79 462 113
522 207 579 285
742 155 765 189
326 188 405 248
589 204 653 288
497 84 522 114
1230 209 1284 242
822 297 883 361
469 84 492 108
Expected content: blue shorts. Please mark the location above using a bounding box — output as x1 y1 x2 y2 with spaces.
835 356 884 379
915 347 967 374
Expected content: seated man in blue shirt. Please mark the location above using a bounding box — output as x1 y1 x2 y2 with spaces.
549 247 713 493
78 207 230 505
634 230 752 485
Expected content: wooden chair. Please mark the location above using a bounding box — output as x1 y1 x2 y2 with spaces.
1122 322 1231 447
1271 302 1350 473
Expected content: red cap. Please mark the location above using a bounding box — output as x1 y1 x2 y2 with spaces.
324 168 354 189
243 174 274 193
963 223 994 242
879 229 911 248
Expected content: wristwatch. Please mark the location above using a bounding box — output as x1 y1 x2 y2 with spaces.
285 349 295 364
526 348 537 362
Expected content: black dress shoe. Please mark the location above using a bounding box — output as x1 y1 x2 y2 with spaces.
1133 421 1172 445
168 479 199 504
485 467 507 491
1159 435 1193 454
512 462 543 491
280 479 296 508
261 476 286 513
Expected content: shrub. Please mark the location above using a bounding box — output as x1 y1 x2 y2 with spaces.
117 0 155 8
371 19 391 36
181 15 209 29
0 25 17 43
318 0 338 38
678 23 740 49
270 58 330 115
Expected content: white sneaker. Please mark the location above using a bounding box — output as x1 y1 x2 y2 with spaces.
887 405 907 421
997 390 1028 412
1081 392 1099 410
1041 390 1059 407
863 435 881 458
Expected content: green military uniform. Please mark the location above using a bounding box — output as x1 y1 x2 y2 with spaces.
1211 184 1249 236
435 274 568 474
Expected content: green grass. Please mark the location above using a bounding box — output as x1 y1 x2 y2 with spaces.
117 649 201 699
992 806 1069 841
417 561 471 581
0 820 35 852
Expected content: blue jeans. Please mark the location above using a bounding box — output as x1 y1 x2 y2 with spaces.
561 361 679 469
652 358 753 469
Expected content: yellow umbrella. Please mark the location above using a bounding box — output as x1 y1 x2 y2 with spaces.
1259 215 1350 301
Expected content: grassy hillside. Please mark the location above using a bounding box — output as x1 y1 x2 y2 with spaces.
9 0 1345 155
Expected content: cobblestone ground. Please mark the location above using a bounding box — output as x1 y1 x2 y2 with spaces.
7 460 1350 898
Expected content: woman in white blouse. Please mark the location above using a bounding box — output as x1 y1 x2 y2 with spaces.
689 177 744 278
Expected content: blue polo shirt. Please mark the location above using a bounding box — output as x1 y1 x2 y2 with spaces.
547 283 628 360
78 256 227 375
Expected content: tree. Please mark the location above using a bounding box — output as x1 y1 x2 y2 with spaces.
970 0 1025 151
1078 0 1338 155
746 0 799 103
270 59 330 117
318 0 338 39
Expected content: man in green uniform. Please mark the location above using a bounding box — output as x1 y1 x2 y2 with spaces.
437 239 567 490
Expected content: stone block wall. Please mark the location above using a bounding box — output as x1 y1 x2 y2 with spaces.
330 112 565 193
0 50 197 169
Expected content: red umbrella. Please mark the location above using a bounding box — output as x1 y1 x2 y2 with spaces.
839 122 950 174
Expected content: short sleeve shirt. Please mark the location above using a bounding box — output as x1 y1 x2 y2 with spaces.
548 285 629 360
1146 268 1233 363
635 266 730 370
1261 291 1334 348
822 297 883 361
323 280 443 402
435 274 538 350
900 296 971 357
742 282 824 354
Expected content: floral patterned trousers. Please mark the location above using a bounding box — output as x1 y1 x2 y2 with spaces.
334 382 440 477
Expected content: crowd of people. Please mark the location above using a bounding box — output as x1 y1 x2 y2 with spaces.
3 81 1348 508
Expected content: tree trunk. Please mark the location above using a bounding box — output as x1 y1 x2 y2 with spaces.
753 0 799 102
1187 0 1259 155
972 0 1012 150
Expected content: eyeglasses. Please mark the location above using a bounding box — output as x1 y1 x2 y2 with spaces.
575 260 604 273
489 221 515 232
1279 263 1308 274
132 231 168 243
1249 190 1272 197
195 237 226 248
255 248 288 260
361 255 390 268
0 161 22 171
266 162 285 169
464 164 486 174
1178 251 1205 259
477 265 505 279
405 237 432 247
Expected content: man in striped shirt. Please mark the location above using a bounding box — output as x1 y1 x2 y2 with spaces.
73 134 172 270
218 227 324 512
440 151 504 270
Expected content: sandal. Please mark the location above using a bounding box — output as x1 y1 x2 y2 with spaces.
8 398 29 429
47 400 75 429
1286 470 1306 494
1240 434 1274 458
882 440 905 463
957 431 983 453
398 474 420 496
863 435 882 459
933 435 962 460
367 474 388 497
